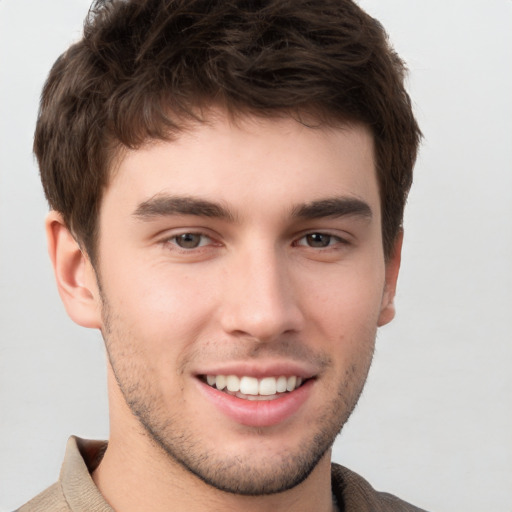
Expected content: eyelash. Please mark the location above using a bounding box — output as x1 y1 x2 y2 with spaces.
163 231 349 252
294 232 348 249
165 232 215 250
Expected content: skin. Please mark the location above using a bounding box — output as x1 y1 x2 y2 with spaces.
47 110 401 512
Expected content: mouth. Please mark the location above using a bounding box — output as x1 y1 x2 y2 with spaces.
196 371 315 427
200 374 307 401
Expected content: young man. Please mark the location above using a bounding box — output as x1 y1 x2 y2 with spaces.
18 0 424 510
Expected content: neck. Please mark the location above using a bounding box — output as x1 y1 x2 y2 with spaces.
92 376 336 512
94 448 335 512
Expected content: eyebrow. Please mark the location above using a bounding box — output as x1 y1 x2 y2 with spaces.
133 194 372 223
291 197 373 220
133 194 236 221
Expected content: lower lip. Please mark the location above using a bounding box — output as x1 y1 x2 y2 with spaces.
197 379 314 428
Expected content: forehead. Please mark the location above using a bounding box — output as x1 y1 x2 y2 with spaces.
103 112 379 222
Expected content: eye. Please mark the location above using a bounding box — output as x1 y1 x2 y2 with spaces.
297 233 341 248
171 233 211 249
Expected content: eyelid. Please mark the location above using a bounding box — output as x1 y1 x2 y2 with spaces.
172 233 212 248
294 230 351 247
160 228 221 250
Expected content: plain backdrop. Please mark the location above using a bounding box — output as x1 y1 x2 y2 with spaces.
1 1 511 511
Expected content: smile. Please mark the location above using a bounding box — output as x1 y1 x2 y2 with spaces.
203 375 304 401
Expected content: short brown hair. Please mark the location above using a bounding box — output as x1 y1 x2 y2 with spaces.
35 0 421 261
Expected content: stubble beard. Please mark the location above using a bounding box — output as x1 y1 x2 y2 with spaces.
100 297 375 496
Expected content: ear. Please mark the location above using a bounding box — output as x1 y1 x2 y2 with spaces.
377 231 403 327
46 211 102 329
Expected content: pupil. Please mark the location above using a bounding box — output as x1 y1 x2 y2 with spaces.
307 233 330 247
176 233 200 248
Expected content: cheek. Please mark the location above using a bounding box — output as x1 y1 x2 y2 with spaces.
112 265 225 372
102 262 218 361
301 263 386 333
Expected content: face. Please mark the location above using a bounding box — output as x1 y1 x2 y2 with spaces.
92 112 399 495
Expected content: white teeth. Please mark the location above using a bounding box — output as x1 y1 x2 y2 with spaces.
216 375 227 390
241 392 281 401
286 376 297 392
259 377 277 395
205 374 305 397
240 376 259 395
276 376 287 393
226 375 240 392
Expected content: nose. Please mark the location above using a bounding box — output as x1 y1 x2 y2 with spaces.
219 246 304 343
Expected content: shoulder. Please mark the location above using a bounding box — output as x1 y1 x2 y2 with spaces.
13 436 111 512
331 463 429 512
15 482 71 512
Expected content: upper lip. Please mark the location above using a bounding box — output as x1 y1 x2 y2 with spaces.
194 360 319 380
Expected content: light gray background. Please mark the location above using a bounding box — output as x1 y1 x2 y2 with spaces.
1 1 511 510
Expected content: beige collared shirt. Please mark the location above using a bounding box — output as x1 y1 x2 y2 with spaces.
16 436 427 511
17 437 112 512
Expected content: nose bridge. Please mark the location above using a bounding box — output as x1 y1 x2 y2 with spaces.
220 240 303 341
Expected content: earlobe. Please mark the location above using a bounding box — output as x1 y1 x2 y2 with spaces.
46 211 102 329
377 231 403 327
